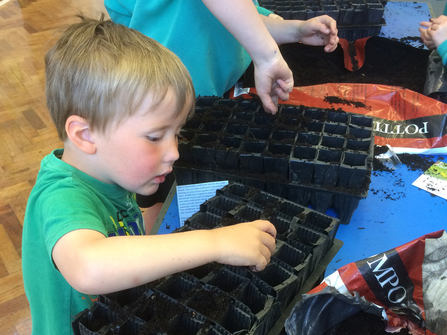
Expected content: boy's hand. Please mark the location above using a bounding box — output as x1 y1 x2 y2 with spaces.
296 15 339 52
420 16 447 49
212 220 277 271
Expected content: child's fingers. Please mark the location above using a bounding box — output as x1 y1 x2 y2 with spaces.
250 220 277 253
324 40 339 52
420 20 432 28
264 222 277 239
259 94 278 114
276 79 293 95
249 250 271 272
274 86 289 103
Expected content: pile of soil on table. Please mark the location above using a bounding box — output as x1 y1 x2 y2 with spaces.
373 145 445 173
242 37 431 94
334 311 410 335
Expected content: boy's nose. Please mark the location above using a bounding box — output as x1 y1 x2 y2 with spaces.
164 137 180 163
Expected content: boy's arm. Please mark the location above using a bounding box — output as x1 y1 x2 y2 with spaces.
260 15 339 52
52 220 276 295
201 0 293 114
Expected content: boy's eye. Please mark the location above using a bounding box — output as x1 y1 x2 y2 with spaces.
147 136 161 142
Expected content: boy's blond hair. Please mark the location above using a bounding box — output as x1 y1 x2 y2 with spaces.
45 15 195 141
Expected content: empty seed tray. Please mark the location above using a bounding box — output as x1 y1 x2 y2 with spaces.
73 182 341 335
174 96 374 224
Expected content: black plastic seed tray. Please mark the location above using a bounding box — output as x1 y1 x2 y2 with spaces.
258 0 386 25
174 96 374 224
73 287 239 335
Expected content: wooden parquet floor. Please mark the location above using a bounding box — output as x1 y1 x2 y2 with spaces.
0 1 108 333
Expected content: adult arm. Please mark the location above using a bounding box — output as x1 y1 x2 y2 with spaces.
52 220 276 294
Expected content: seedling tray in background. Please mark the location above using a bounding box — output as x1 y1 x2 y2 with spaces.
72 182 342 335
174 96 374 224
258 0 386 41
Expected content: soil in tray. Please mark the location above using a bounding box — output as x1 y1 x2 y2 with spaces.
242 37 431 94
184 288 232 321
333 311 410 335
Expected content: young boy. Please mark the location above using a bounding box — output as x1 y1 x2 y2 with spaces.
22 16 277 335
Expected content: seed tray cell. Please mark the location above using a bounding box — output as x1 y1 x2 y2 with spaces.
273 240 312 288
286 224 329 273
206 271 280 335
74 301 120 335
155 272 202 301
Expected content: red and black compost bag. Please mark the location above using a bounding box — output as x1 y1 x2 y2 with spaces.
284 230 447 335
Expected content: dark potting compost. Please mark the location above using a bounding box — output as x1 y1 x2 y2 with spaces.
72 182 341 335
174 96 375 225
242 37 431 95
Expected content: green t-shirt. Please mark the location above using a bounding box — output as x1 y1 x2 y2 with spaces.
22 149 145 335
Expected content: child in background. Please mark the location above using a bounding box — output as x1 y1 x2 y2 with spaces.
22 16 277 335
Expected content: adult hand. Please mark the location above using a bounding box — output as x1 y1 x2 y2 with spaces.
253 52 294 114
296 15 339 52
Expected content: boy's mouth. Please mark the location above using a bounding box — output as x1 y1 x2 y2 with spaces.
153 174 166 184
153 171 171 184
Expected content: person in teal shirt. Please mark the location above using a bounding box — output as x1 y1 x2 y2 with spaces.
22 16 277 335
104 0 339 114
419 3 447 66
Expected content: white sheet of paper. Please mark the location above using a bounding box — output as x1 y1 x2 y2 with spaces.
412 161 447 200
176 181 229 226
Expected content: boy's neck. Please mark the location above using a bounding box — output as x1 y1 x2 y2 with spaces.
61 143 108 184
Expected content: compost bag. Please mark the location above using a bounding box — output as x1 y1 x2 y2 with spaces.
284 230 447 335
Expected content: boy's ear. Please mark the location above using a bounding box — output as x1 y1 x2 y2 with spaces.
65 115 96 155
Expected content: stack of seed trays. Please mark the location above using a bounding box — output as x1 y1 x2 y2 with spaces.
258 0 386 40
72 183 340 335
259 0 385 24
174 96 374 224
